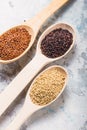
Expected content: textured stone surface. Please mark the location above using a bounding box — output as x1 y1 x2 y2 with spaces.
0 0 87 130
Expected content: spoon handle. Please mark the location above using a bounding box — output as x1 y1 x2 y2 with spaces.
0 54 47 116
25 0 68 32
6 100 37 130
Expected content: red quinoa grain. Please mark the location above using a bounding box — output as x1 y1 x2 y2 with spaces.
0 27 31 60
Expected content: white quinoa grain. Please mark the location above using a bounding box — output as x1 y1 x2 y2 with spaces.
30 67 67 106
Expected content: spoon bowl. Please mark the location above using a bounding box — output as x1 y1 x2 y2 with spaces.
37 22 76 61
6 65 68 130
0 25 35 64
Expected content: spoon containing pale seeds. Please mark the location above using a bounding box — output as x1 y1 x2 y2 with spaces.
6 65 68 130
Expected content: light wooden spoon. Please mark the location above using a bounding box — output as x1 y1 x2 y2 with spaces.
0 0 68 63
6 65 68 130
0 23 76 117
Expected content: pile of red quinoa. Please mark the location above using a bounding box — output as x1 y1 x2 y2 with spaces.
0 27 31 60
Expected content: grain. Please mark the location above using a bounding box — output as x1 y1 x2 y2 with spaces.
41 28 73 58
0 27 31 60
30 67 66 106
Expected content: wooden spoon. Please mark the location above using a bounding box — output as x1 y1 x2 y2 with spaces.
0 23 76 117
6 65 68 130
0 0 68 63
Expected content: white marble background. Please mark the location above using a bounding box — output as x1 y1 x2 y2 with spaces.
0 0 87 130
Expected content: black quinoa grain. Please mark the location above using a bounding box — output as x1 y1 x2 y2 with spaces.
40 28 73 58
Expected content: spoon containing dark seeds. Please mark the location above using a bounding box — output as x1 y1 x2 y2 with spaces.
0 0 68 63
6 65 68 130
0 23 76 117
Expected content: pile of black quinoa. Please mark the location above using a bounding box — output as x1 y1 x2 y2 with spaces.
40 28 73 58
